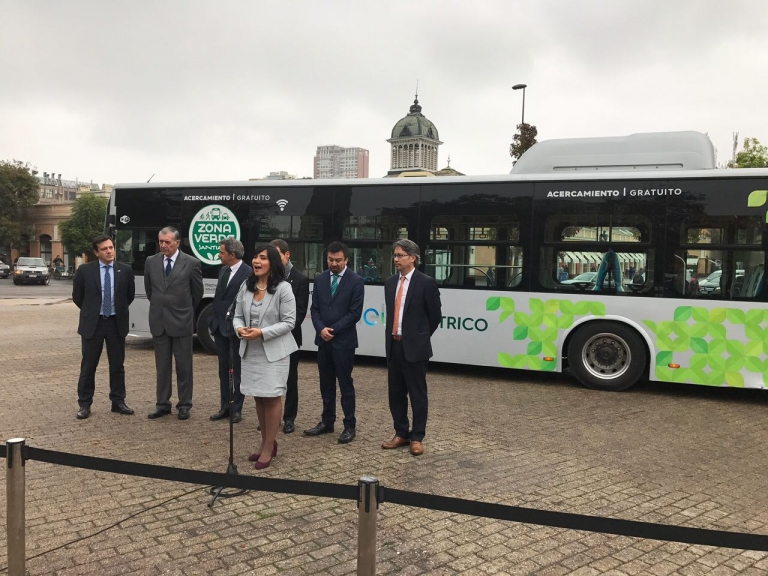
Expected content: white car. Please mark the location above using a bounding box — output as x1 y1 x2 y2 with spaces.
13 257 50 285
0 261 9 279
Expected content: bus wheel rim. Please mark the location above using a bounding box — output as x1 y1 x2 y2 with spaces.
582 332 631 380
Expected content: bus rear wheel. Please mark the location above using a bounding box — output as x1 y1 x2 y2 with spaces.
196 304 217 354
568 322 646 391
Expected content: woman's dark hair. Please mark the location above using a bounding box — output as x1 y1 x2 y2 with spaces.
246 244 285 294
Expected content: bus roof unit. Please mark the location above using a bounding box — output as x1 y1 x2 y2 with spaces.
512 131 716 174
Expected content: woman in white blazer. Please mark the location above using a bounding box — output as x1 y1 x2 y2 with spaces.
233 245 298 470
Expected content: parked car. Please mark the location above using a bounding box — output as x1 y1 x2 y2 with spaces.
13 257 50 285
0 261 9 279
560 272 598 285
560 271 623 289
698 269 744 295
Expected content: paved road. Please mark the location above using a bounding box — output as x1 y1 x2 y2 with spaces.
2 300 768 575
0 276 74 300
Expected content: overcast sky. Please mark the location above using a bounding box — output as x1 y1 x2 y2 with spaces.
1 1 766 185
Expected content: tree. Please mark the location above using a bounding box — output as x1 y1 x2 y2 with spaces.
728 137 768 168
509 123 538 162
0 160 39 252
60 194 108 256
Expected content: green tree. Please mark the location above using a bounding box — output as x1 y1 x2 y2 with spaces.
728 137 768 168
509 123 538 161
0 160 39 252
60 194 108 256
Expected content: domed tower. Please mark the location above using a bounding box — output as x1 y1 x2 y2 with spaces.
386 95 443 176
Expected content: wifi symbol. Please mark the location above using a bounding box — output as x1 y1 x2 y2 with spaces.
276 199 289 212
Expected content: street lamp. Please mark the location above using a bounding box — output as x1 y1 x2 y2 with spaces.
512 83 527 126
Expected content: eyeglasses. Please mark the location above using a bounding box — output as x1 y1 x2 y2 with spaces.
393 253 411 259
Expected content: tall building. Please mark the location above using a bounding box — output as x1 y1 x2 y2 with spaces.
314 145 369 179
386 95 442 176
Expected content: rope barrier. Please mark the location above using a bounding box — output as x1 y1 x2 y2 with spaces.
4 443 768 551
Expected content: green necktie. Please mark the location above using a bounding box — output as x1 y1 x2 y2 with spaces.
331 273 339 297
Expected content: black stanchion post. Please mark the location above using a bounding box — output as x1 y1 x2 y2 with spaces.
357 476 379 576
6 438 26 576
209 297 247 507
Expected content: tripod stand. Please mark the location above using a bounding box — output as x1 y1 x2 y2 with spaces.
209 302 248 507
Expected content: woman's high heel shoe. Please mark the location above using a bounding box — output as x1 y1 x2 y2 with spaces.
254 457 272 470
248 441 277 462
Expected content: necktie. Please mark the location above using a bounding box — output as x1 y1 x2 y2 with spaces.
222 266 231 286
102 265 112 316
165 257 172 276
330 273 340 297
392 275 406 336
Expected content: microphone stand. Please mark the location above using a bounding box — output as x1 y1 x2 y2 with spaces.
209 296 248 507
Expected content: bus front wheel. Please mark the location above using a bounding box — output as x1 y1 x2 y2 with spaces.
196 304 217 354
567 322 646 391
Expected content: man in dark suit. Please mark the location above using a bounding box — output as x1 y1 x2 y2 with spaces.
382 239 442 456
305 241 364 444
145 226 204 420
270 239 310 434
72 235 136 419
208 237 249 424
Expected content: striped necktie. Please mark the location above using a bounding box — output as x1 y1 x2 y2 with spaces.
330 274 340 297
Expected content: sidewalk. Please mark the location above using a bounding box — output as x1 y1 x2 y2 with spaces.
2 302 768 574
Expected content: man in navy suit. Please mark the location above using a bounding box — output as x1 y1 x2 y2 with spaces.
208 237 250 423
381 239 442 456
72 235 136 419
305 241 364 444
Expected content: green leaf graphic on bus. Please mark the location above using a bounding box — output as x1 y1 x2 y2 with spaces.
486 297 605 372
644 305 768 388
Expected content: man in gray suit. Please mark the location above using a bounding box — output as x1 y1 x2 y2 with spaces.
145 226 204 420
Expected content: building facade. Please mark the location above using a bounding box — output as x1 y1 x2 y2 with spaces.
314 145 369 179
386 96 443 177
4 173 110 269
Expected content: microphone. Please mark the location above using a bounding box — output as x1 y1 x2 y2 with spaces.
225 280 248 320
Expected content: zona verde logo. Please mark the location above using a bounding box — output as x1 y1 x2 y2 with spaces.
189 205 241 265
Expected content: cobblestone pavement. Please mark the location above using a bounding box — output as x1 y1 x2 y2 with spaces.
3 300 768 575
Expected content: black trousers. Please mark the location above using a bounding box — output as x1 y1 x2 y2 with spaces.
214 330 244 412
317 344 356 429
283 349 300 422
77 316 126 408
387 339 429 441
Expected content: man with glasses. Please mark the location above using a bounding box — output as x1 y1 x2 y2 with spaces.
305 241 364 444
145 226 204 421
381 239 442 456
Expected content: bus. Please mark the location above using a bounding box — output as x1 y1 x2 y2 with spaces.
106 137 768 392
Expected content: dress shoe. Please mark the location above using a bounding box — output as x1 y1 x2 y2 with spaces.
231 412 242 424
410 441 424 456
254 458 272 470
209 409 229 421
76 406 91 420
381 435 410 449
249 441 277 462
338 428 356 444
304 422 334 436
111 402 134 415
178 408 190 420
283 420 295 434
147 408 171 419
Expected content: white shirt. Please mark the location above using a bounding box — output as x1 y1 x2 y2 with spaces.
393 268 414 336
227 260 244 285
164 250 179 271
